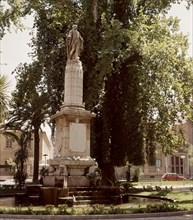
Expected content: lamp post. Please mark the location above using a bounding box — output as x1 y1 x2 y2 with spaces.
43 154 48 167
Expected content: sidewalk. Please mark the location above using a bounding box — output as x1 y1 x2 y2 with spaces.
0 210 193 219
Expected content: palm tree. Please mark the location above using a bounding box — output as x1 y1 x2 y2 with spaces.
0 74 10 124
2 131 30 189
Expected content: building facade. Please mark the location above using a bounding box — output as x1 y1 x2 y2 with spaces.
115 120 193 181
0 131 53 179
142 119 193 180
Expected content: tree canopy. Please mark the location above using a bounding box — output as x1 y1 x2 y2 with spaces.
3 0 193 183
93 12 193 169
7 62 50 182
0 75 10 124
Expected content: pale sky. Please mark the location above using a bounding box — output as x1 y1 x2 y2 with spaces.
0 15 34 93
0 2 192 93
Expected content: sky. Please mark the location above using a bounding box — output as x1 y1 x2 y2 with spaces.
0 2 193 94
0 14 34 93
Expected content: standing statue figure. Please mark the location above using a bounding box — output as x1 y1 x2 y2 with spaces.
66 25 83 60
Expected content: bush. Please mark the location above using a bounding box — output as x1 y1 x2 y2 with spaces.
14 170 27 189
132 168 140 182
0 208 5 214
108 205 126 214
45 205 55 215
145 202 179 213
57 204 74 215
87 204 107 215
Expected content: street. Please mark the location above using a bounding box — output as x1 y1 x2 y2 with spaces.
0 214 193 220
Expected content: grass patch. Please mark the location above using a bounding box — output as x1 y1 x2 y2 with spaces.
125 189 193 211
133 180 193 186
166 191 193 210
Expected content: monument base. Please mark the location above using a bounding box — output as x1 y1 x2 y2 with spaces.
43 175 90 187
43 156 98 187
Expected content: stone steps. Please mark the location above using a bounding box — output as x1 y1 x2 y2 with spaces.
58 187 121 206
74 199 111 206
69 190 104 197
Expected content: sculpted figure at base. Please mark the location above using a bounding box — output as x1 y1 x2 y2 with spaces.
66 25 83 60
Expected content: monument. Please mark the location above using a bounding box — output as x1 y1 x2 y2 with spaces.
46 25 97 187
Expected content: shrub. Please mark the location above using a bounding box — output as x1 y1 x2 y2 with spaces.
57 204 73 215
88 204 107 215
145 202 179 213
0 208 5 214
108 205 126 214
132 168 140 182
45 205 55 215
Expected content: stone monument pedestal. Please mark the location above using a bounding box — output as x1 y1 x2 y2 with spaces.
46 59 97 187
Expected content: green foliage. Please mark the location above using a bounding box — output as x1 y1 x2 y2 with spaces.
0 75 10 123
144 202 179 213
7 62 50 182
57 204 74 215
0 0 24 37
14 170 27 188
2 131 30 188
132 167 140 182
108 204 126 214
87 204 107 215
93 10 193 171
45 205 55 215
10 62 49 130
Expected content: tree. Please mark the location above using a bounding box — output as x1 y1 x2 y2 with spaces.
2 131 30 189
7 62 50 182
0 75 10 124
0 0 29 38
90 3 193 184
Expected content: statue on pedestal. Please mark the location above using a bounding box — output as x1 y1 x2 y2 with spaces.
66 25 83 60
46 24 97 189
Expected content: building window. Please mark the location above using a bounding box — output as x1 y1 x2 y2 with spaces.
176 157 179 165
6 138 13 148
171 156 174 165
171 156 183 175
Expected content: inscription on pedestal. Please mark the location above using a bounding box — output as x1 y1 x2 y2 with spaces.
69 123 86 152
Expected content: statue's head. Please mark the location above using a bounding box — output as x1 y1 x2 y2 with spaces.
72 25 77 30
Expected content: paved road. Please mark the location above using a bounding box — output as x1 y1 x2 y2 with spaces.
0 214 193 220
115 214 193 220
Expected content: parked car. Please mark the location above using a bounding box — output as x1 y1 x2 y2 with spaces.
161 173 186 181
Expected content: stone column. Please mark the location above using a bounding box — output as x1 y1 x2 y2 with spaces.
64 59 84 108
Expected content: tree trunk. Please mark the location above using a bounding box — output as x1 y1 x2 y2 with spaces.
32 127 40 183
100 163 117 186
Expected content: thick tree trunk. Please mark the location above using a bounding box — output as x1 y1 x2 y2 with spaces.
100 163 117 186
32 127 40 183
